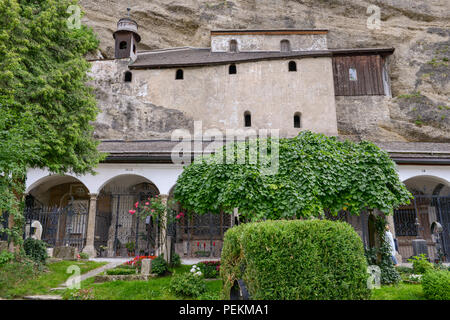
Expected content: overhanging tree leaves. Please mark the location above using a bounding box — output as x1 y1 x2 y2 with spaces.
174 131 412 221
0 0 105 246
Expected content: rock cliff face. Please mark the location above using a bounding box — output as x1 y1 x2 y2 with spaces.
80 0 449 142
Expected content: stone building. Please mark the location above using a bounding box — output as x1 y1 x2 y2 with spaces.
24 16 450 262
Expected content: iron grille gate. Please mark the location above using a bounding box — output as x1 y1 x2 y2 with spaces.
169 212 232 258
23 202 88 252
394 195 450 262
95 190 159 257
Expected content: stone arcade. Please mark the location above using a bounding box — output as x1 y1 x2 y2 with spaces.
23 15 450 261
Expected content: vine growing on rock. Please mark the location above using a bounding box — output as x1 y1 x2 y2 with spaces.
174 131 412 221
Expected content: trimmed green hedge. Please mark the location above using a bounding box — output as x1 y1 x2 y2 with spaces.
221 219 371 300
422 269 450 300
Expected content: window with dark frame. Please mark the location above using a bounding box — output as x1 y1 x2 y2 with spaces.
289 61 297 72
244 111 251 127
229 64 237 75
230 40 238 53
175 69 184 80
124 71 132 82
281 40 291 52
294 112 301 128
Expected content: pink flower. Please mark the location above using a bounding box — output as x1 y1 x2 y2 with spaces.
129 210 136 215
151 209 154 213
179 212 185 217
134 202 139 208
145 202 149 205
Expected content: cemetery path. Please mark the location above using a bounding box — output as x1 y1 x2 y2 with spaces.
23 260 125 300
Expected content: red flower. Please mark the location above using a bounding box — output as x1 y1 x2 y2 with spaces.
134 202 139 208
129 210 136 215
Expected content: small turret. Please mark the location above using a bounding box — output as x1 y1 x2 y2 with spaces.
113 8 141 60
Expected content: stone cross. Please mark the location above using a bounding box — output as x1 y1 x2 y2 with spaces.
141 259 152 276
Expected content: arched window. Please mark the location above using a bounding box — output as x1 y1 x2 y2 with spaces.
124 71 132 82
230 40 238 53
119 41 127 50
244 111 251 127
229 64 237 75
288 61 297 72
280 39 291 52
294 112 301 128
175 69 184 80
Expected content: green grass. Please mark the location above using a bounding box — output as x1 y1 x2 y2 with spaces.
64 264 222 300
370 283 425 300
0 260 107 299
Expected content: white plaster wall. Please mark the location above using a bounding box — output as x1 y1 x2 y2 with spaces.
396 164 450 185
211 34 327 52
26 163 184 195
135 57 338 137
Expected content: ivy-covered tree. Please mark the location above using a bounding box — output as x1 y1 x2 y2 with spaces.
174 131 412 220
0 0 105 247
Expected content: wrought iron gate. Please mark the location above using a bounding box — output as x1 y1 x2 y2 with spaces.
95 187 159 257
394 195 450 262
23 201 89 252
170 212 232 258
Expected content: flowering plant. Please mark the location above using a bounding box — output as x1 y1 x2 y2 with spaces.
124 255 157 270
190 264 203 277
197 260 220 278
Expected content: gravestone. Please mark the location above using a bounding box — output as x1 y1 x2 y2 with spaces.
53 246 78 260
47 248 54 258
412 239 428 257
0 241 8 252
141 259 152 276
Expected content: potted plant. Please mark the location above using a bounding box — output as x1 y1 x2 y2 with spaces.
125 241 135 257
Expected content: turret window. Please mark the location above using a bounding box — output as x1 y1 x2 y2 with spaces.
119 41 127 50
176 69 184 80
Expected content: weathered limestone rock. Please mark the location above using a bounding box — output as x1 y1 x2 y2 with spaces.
53 246 79 260
79 0 449 142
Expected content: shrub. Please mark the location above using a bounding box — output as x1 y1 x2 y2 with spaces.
169 272 206 298
170 253 181 268
0 250 14 266
408 254 435 274
421 269 450 300
123 255 156 271
396 266 414 275
151 256 169 276
197 261 220 279
221 219 371 300
65 288 95 300
78 252 89 260
23 238 48 264
106 268 136 275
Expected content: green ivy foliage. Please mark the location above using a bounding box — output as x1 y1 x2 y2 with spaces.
174 131 412 220
0 0 106 244
23 238 47 264
221 219 371 300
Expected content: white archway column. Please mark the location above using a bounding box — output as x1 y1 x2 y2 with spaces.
82 193 98 257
